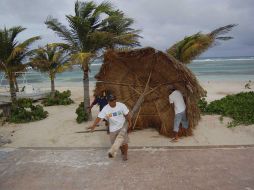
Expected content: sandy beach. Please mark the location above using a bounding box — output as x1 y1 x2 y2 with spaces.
0 80 253 148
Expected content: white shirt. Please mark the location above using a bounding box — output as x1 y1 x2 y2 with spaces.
98 102 129 132
169 90 186 114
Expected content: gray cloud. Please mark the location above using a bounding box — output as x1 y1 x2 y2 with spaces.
0 0 253 57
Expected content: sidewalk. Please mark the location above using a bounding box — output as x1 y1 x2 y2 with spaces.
0 147 254 190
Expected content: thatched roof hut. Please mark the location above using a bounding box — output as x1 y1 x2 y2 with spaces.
94 47 205 137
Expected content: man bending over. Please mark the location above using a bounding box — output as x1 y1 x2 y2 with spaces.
168 85 189 142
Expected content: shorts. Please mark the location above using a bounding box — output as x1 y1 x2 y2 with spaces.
173 110 189 132
109 128 129 145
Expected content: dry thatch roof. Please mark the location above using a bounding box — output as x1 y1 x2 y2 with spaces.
94 47 205 137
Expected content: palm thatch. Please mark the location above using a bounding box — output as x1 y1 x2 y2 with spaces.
94 47 206 137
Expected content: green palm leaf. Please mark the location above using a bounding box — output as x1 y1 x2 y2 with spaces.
167 24 237 64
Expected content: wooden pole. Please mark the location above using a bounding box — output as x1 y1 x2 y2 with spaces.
132 106 142 130
108 72 152 157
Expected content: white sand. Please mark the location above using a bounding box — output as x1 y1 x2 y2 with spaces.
0 80 253 148
200 80 253 102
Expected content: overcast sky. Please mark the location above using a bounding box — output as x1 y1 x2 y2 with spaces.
1 0 253 57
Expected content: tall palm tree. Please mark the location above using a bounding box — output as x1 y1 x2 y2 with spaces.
29 43 70 97
45 0 141 120
0 26 40 103
167 24 237 64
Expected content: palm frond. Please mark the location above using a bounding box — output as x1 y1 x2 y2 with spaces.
94 1 113 15
9 26 26 42
6 36 40 64
47 43 70 50
77 1 96 18
45 17 79 47
167 24 237 64
17 36 41 49
66 15 89 51
30 43 71 75
70 52 93 71
210 24 238 39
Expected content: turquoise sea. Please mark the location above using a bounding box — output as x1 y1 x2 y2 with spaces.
1 56 254 88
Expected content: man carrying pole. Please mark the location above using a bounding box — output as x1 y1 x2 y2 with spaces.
87 94 132 161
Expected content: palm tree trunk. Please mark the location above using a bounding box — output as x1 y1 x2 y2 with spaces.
50 78 55 98
14 76 19 92
83 69 92 120
8 73 17 103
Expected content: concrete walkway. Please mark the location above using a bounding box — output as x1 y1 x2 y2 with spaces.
0 147 254 190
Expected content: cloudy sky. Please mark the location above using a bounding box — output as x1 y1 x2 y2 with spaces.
1 0 253 57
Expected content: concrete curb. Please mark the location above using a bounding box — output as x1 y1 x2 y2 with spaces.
2 144 251 150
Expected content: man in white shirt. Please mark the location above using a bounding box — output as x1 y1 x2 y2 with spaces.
88 94 132 161
168 85 189 142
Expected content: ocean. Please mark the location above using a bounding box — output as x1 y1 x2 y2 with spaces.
1 56 254 88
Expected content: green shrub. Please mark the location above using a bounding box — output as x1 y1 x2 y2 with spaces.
15 98 33 108
75 102 89 123
198 97 208 113
8 98 48 123
42 90 74 106
198 92 254 127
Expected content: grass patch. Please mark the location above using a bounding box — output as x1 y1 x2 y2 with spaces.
42 90 74 106
198 92 254 127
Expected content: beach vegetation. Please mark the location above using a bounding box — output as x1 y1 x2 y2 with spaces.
42 90 74 106
29 43 71 97
0 26 40 103
8 98 48 123
45 0 141 121
244 80 252 89
198 92 254 127
76 102 89 123
167 24 237 64
197 97 208 113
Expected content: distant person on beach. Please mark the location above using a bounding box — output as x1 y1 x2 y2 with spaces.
168 85 189 142
88 94 132 161
89 91 109 133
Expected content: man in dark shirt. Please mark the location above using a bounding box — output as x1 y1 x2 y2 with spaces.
90 95 108 111
89 92 109 133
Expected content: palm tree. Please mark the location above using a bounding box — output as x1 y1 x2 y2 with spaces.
45 0 141 120
29 43 70 97
0 26 40 103
167 24 237 64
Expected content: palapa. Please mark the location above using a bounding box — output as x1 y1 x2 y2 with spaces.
94 47 205 138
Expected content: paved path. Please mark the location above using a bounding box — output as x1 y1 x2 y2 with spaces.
0 147 254 190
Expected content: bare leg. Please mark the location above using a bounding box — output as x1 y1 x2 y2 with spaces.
173 131 179 140
122 144 128 161
120 146 124 155
105 120 109 134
